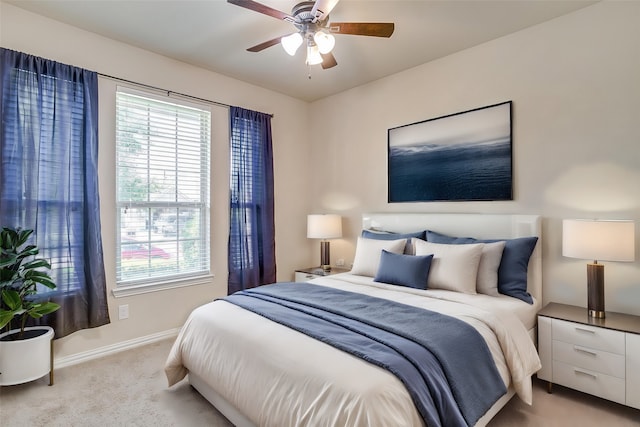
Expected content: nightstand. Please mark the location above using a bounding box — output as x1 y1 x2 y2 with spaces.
537 302 640 410
294 267 350 282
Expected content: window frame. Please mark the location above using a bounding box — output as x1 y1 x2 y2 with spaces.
113 86 212 296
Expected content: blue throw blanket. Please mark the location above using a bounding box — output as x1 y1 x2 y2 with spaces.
223 282 506 427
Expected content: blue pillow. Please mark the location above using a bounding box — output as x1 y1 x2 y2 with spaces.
362 229 426 254
374 250 433 289
427 230 538 304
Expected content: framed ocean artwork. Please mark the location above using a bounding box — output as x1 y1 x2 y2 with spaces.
387 101 513 202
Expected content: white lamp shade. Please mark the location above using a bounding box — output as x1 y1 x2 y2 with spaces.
562 219 635 262
307 214 342 239
314 31 335 54
305 45 323 65
281 32 303 56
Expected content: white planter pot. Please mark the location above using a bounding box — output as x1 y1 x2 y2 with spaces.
0 326 54 386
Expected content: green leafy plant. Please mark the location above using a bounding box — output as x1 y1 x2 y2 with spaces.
0 227 60 338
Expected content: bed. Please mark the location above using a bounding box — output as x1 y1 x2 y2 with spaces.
165 213 543 427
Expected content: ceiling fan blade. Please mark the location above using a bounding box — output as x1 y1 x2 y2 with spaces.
321 52 337 69
329 22 395 37
311 0 340 22
247 35 287 52
227 0 294 22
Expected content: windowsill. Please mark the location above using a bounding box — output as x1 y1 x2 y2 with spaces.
112 274 214 298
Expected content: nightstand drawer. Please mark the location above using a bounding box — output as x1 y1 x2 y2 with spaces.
295 272 319 282
295 267 350 283
539 303 640 411
552 340 625 378
553 360 625 404
552 319 624 354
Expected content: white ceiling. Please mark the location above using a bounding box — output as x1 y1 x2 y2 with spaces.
7 0 597 102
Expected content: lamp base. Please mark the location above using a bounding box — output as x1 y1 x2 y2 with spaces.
320 241 331 272
587 262 605 319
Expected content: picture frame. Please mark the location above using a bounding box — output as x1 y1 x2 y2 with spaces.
388 101 513 202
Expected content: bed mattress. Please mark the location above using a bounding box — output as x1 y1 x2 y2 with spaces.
165 274 540 426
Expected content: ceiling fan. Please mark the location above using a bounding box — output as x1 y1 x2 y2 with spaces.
227 0 395 69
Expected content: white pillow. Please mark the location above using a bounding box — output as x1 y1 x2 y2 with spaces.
350 237 406 277
413 239 484 294
476 241 506 296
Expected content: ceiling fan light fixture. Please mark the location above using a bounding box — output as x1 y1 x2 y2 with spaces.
313 30 335 54
229 0 396 72
281 32 303 56
306 44 323 65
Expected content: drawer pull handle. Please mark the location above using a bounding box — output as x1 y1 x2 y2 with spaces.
574 368 597 379
574 346 597 357
575 327 595 334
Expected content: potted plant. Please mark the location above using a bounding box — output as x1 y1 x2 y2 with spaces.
0 227 60 386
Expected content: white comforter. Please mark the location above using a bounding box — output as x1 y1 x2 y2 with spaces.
165 274 541 427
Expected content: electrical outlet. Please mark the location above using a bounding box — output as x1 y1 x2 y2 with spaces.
118 304 129 320
336 258 345 267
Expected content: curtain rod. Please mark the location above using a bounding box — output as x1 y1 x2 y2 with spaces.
97 72 274 117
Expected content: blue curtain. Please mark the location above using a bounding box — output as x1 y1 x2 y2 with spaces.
228 106 276 294
0 48 110 338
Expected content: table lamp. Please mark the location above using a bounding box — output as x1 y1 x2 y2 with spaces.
562 219 635 318
307 214 342 271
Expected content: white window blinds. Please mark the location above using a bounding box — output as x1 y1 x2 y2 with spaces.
115 88 211 286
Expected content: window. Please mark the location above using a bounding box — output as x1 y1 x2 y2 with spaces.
2 68 87 296
115 87 211 290
229 117 266 271
227 107 276 293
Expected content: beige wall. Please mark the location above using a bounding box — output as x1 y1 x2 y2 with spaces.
0 2 313 359
308 1 640 316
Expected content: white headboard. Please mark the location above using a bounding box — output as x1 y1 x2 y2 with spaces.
362 213 542 303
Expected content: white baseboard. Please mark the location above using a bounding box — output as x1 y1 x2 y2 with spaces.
54 328 180 369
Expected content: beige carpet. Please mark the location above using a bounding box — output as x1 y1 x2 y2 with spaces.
1 337 638 426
